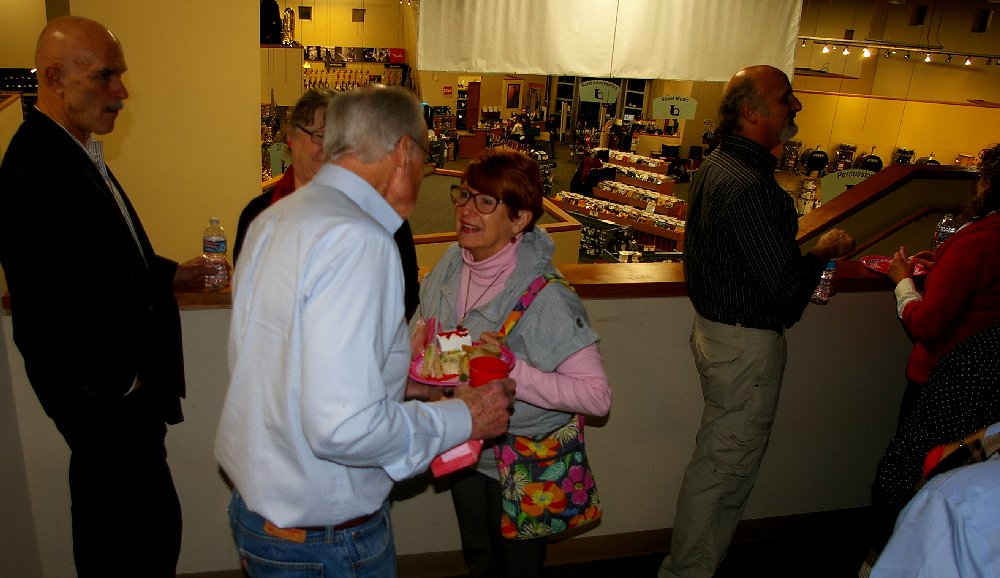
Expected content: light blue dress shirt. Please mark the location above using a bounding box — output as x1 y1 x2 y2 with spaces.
216 164 472 528
872 422 1000 578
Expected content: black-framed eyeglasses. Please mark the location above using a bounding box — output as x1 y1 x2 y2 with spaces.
450 185 504 214
295 123 325 146
414 141 438 176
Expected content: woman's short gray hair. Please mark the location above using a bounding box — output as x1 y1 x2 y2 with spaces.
323 85 426 163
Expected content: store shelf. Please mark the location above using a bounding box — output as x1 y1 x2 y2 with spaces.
549 198 684 251
614 172 676 196
606 156 670 174
593 189 685 218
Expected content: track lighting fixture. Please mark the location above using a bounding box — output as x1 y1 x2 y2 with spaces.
797 36 1000 69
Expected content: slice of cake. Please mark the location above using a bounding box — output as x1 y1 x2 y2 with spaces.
436 328 472 352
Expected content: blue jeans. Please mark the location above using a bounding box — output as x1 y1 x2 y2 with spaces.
228 492 396 577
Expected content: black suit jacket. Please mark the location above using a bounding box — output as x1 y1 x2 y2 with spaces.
0 110 184 447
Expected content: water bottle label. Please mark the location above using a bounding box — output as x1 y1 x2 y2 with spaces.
204 238 227 254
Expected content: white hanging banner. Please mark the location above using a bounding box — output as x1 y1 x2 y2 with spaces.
652 96 698 120
578 80 620 104
417 0 801 81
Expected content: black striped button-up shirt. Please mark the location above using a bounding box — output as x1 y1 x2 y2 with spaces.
684 135 825 331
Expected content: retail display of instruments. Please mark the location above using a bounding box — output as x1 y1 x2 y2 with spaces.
893 147 915 165
855 147 884 172
799 146 830 177
781 140 802 172
834 144 857 171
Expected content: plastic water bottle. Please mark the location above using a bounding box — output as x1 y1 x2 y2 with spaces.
203 217 228 290
931 213 956 250
810 260 836 305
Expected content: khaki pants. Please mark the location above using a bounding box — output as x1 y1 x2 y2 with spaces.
660 314 787 578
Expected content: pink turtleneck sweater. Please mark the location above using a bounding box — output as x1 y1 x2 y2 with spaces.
456 236 611 416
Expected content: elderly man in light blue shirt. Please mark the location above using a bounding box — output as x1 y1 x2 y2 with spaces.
872 421 1000 578
215 85 514 576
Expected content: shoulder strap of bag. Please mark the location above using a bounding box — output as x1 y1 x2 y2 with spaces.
498 273 570 338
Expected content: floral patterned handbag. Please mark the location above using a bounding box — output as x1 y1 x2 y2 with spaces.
491 273 602 540
494 414 603 540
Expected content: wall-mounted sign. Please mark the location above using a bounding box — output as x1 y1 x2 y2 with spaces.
443 85 453 96
652 96 697 120
821 169 875 202
579 80 620 104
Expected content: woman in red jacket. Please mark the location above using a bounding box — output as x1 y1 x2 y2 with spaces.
889 143 1000 401
863 143 1000 572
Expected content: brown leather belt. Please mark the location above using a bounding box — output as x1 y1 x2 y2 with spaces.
304 511 377 532
263 512 378 543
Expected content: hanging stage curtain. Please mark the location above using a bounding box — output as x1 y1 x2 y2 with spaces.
417 0 802 81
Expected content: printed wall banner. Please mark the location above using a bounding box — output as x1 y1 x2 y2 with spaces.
652 96 697 119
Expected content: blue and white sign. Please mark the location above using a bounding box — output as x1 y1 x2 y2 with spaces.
579 80 620 104
652 96 697 120
821 169 875 202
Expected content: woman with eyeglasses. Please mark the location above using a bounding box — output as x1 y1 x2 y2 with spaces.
233 87 420 319
412 147 611 577
234 88 333 264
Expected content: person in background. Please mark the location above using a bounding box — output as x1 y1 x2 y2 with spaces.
545 113 559 157
886 142 1000 419
871 421 1000 577
659 65 855 578
863 142 1000 570
412 147 612 577
0 16 216 576
259 0 283 44
234 87 419 319
215 85 514 576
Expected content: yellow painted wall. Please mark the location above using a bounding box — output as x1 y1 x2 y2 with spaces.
272 0 412 50
795 92 1000 165
0 0 47 68
416 70 548 118
64 0 261 264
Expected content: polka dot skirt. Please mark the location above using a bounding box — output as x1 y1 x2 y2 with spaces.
873 322 1000 507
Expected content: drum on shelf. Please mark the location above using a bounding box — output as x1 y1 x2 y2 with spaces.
855 148 884 172
799 146 829 176
834 144 857 171
893 147 915 164
955 153 976 167
781 140 802 172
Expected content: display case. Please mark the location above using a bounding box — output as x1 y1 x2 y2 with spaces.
432 114 456 135
622 78 647 120
456 89 469 130
457 81 481 130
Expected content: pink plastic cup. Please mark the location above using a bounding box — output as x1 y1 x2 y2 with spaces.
468 356 510 387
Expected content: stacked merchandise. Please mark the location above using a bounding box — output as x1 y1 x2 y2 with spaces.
554 192 685 233
569 211 637 262
606 150 667 169
594 181 684 214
